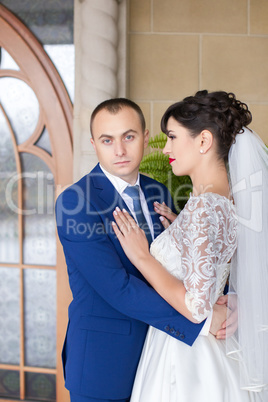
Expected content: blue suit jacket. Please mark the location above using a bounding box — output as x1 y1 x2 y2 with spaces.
55 164 204 400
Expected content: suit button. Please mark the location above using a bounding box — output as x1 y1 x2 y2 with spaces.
170 328 175 334
175 331 180 337
179 333 185 340
164 325 170 332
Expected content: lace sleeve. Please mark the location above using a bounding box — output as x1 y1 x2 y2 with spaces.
172 195 236 322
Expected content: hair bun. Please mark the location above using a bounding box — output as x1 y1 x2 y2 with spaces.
161 90 252 162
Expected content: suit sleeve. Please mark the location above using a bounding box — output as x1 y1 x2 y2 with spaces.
55 187 205 346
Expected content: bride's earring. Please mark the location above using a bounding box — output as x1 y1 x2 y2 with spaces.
200 149 204 154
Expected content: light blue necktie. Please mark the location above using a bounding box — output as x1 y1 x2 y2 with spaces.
124 185 153 245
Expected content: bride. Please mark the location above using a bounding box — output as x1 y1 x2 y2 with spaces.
112 90 268 401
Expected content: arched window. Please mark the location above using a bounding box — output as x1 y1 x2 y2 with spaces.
0 5 73 401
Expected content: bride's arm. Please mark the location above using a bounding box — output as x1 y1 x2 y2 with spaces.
112 208 199 323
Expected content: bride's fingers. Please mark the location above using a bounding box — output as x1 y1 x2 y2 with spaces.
154 201 177 222
113 209 130 234
111 221 124 240
113 207 140 232
113 208 139 236
159 216 170 229
122 209 139 229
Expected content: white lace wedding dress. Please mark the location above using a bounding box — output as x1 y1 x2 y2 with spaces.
131 193 252 402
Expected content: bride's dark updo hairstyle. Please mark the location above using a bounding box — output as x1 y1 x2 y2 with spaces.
161 90 252 162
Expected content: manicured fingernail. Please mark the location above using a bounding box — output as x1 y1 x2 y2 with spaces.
113 210 117 215
154 201 159 205
116 207 120 212
122 208 127 213
111 221 116 225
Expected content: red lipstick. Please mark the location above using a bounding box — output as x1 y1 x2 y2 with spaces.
169 158 175 164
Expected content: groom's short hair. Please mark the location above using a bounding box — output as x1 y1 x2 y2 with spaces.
90 98 146 137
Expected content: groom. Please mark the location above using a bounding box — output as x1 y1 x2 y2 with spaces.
56 98 229 402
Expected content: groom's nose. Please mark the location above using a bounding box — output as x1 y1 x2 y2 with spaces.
114 140 126 156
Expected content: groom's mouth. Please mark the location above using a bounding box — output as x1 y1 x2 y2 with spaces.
169 158 175 164
114 161 130 166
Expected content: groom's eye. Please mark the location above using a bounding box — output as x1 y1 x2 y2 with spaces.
125 135 134 141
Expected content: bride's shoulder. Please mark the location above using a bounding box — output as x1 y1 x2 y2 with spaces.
187 192 233 206
181 192 235 219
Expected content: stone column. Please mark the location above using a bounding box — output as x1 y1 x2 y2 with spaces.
73 0 127 180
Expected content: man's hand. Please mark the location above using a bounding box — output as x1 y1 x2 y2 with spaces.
209 302 229 337
215 294 238 339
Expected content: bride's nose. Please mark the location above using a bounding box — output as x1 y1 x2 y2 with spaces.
163 138 171 155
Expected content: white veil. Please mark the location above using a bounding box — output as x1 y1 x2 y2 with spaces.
227 127 268 399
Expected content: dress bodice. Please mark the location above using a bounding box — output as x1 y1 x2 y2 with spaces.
150 193 237 322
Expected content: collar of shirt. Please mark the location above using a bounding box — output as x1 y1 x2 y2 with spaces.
99 164 140 195
99 164 154 238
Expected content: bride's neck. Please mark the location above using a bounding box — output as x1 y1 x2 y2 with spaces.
191 162 230 198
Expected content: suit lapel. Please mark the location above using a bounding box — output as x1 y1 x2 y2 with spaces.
90 164 131 217
89 165 144 278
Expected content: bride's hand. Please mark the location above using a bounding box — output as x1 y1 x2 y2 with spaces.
154 201 177 229
112 207 150 266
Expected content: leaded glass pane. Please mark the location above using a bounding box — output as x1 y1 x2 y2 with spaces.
45 44 75 101
0 369 20 398
0 77 40 145
0 47 20 70
0 107 19 263
25 372 56 401
21 153 56 266
34 127 52 155
24 269 56 368
0 0 74 45
0 268 20 365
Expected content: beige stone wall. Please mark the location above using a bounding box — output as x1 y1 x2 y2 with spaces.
128 0 268 144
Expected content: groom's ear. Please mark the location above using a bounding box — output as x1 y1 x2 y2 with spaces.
90 137 96 151
144 129 149 149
